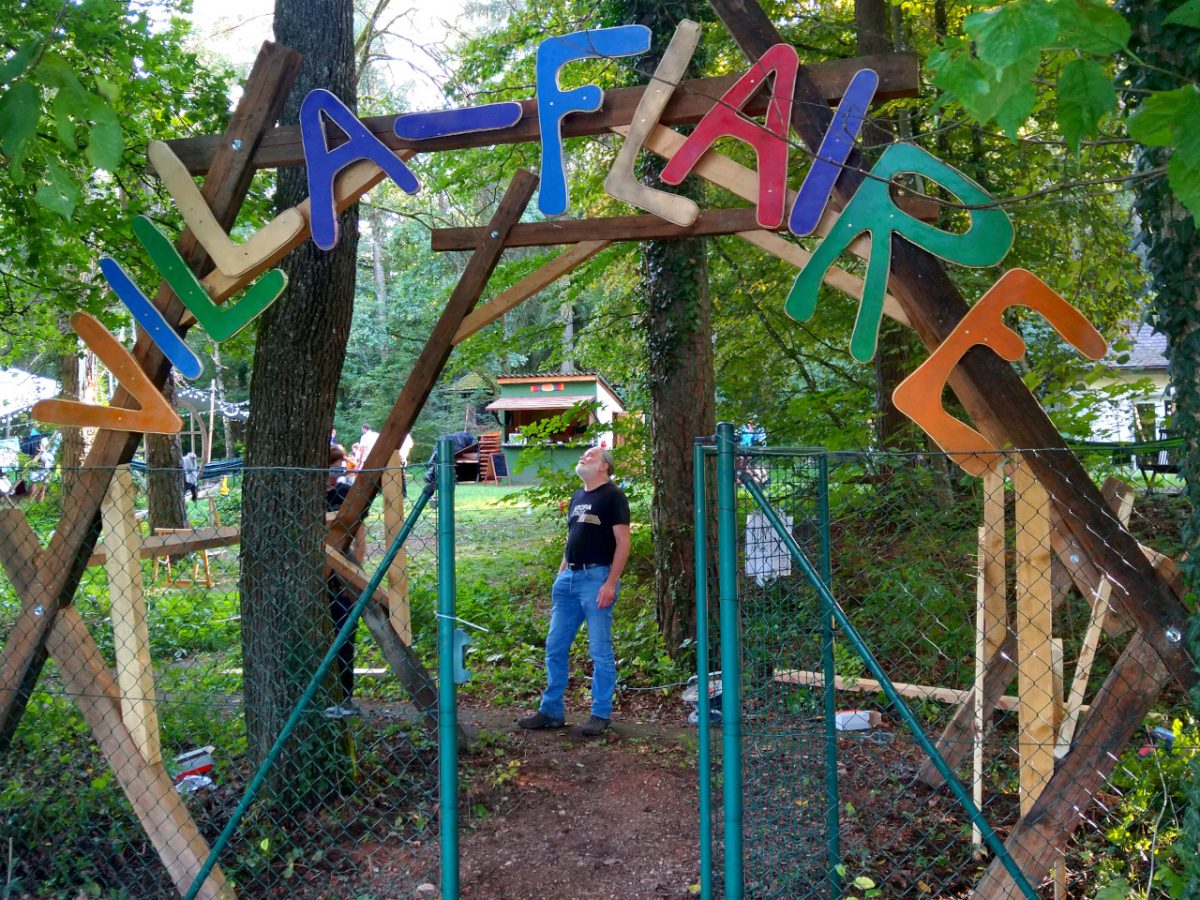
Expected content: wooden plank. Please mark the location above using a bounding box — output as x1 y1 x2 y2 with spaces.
323 547 449 737
774 669 1026 712
1056 486 1135 757
101 466 160 766
161 53 920 174
430 194 938 250
0 509 41 598
973 633 1170 898
620 123 908 325
709 0 1194 694
328 170 539 546
0 42 304 749
381 452 412 644
86 525 242 567
917 479 1154 788
198 152 415 308
453 240 610 344
973 465 1006 845
47 606 227 899
1013 459 1055 814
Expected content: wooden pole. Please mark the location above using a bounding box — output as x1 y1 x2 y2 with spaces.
381 451 412 643
1013 458 1056 814
101 465 161 765
972 464 1006 844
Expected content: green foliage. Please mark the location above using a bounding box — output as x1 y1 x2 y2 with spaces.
929 0 1200 215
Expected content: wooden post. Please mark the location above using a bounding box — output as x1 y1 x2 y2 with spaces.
1013 458 1055 813
972 464 1006 845
381 451 412 643
101 466 160 765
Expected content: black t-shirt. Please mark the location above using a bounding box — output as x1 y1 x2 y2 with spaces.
564 481 630 566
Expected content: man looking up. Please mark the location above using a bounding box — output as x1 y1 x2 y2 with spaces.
519 446 630 736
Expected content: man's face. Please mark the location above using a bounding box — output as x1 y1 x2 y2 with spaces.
575 448 605 481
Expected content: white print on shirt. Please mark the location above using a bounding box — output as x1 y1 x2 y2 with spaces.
570 503 602 526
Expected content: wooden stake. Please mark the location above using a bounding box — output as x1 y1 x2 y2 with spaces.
1057 487 1135 757
101 466 161 765
973 464 1006 845
381 451 412 644
1013 458 1055 814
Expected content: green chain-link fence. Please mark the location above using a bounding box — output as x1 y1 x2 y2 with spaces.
697 433 1192 898
0 455 455 899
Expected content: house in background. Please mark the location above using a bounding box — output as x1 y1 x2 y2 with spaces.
484 372 627 484
1091 321 1172 444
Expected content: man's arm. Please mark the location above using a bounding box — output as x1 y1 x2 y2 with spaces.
598 524 630 609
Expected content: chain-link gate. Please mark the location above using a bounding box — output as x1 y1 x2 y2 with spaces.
695 424 1191 899
0 441 465 898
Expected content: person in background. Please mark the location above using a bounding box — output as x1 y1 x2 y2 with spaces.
28 438 50 502
359 423 380 462
519 447 630 737
182 450 200 502
324 443 362 717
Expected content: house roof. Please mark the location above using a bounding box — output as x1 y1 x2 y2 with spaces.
1115 321 1169 370
485 396 590 412
496 371 624 403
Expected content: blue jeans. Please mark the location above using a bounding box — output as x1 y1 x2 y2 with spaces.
539 565 618 720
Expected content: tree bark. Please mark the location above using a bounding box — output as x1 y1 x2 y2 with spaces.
240 0 360 796
624 0 716 658
146 378 187 531
56 342 85 494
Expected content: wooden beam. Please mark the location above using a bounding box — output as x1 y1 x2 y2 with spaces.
0 42 304 749
618 123 909 326
323 547 449 737
47 606 228 899
431 195 939 250
917 478 1164 788
381 452 412 643
101 466 160 766
709 0 1194 692
0 509 41 599
161 53 919 175
774 669 1025 712
1013 460 1055 814
973 632 1171 898
973 466 1006 845
85 525 243 568
453 241 611 344
328 169 539 544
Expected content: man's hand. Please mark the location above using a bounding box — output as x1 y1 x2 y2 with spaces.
597 579 618 609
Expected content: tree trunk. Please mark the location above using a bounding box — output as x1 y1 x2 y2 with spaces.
240 0 360 797
621 0 716 659
368 204 389 362
57 343 84 494
146 378 187 531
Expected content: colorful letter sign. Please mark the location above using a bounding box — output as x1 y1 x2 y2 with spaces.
535 26 652 216
892 268 1107 475
661 42 799 229
302 88 421 250
100 257 204 380
786 143 1014 362
604 20 702 226
789 68 878 237
32 312 182 434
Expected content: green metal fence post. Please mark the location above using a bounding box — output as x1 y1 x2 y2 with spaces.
693 438 713 900
716 421 743 899
817 452 842 897
437 437 460 899
739 474 1038 900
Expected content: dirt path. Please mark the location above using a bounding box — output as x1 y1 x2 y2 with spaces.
457 722 701 899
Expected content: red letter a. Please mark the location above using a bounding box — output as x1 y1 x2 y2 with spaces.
661 43 798 229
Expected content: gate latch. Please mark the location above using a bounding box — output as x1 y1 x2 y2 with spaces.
453 628 472 684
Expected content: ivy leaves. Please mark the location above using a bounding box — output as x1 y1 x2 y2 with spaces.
929 0 1200 219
